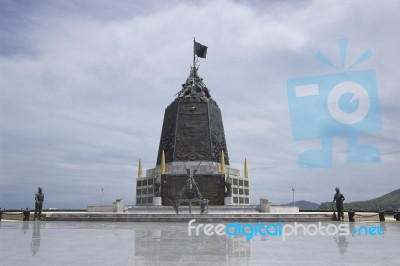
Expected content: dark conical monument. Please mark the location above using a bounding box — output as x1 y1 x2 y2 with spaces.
156 67 229 166
136 40 249 207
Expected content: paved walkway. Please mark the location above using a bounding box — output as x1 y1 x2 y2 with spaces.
0 220 398 265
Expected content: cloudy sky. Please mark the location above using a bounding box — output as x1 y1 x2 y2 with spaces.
1 0 399 209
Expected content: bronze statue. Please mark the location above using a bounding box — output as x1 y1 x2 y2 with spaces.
34 187 44 220
332 187 345 221
174 162 208 214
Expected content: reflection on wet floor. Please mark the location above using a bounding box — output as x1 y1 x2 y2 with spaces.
134 227 251 264
0 221 398 265
31 222 41 256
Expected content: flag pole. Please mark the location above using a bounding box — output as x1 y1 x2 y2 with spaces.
193 37 196 86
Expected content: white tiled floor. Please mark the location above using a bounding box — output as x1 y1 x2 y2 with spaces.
0 221 398 265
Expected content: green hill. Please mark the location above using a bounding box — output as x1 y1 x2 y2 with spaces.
319 188 400 211
281 200 320 210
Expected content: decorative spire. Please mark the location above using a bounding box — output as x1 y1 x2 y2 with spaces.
174 38 211 101
220 150 226 174
138 159 142 178
244 158 249 178
161 150 166 174
175 68 212 101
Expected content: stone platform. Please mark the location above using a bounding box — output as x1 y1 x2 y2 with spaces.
45 209 332 223
43 205 385 223
126 204 261 213
3 206 385 223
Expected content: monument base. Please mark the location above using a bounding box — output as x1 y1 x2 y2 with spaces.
136 162 250 206
153 197 162 206
224 197 233 205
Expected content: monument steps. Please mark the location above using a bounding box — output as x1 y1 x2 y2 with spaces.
45 212 332 222
125 205 261 214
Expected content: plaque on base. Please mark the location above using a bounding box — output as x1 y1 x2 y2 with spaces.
224 197 233 206
154 197 162 206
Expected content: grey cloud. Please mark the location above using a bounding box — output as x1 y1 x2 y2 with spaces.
1 0 399 209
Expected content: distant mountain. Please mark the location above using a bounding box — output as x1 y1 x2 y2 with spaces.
281 200 320 210
319 188 400 211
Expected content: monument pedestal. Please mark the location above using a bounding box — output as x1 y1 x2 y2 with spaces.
154 197 162 206
224 197 233 206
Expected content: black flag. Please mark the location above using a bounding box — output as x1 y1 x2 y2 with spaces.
194 41 208 58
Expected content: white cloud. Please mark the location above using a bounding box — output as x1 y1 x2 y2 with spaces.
1 0 399 209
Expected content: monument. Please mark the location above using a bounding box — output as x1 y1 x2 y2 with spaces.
136 39 249 206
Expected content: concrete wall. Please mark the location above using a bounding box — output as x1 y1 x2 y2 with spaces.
270 206 299 213
87 205 116 212
259 199 299 213
87 199 124 213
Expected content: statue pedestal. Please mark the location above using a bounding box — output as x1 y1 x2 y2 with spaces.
260 198 271 213
154 197 162 206
224 197 233 206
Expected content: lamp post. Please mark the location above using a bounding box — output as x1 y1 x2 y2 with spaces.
292 188 295 206
101 187 104 206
